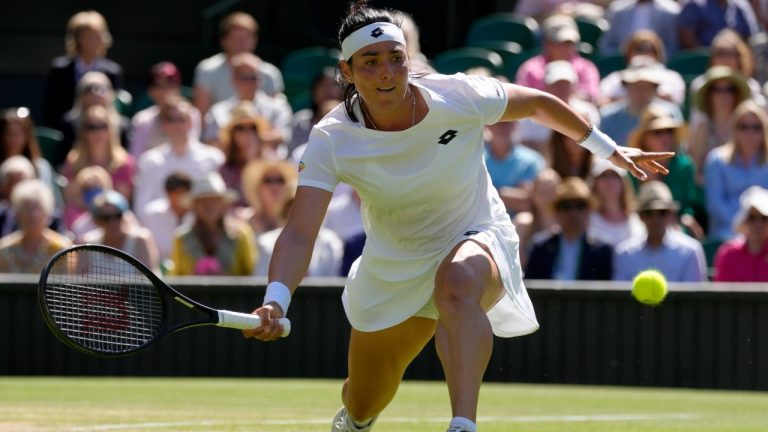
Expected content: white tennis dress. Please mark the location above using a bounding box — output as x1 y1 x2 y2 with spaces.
298 73 539 337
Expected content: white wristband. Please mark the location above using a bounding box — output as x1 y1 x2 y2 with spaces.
579 126 618 159
263 281 291 315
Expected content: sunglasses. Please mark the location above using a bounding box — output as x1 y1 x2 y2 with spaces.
746 213 768 223
161 115 187 123
233 124 257 132
711 85 737 94
83 85 108 96
736 122 763 132
640 209 671 218
236 74 259 82
556 200 588 212
261 176 286 185
95 212 122 222
82 122 108 132
650 128 675 136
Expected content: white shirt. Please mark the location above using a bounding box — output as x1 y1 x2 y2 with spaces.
193 52 284 100
255 226 343 277
140 197 193 260
202 93 294 147
588 211 646 247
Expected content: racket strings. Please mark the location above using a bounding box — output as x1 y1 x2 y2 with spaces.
44 249 163 353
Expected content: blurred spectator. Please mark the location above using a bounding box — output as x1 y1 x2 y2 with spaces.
484 120 544 215
290 99 344 164
714 186 768 281
0 179 71 273
688 66 752 181
323 188 363 243
83 190 159 272
600 0 681 56
704 100 768 241
218 102 273 208
396 10 434 73
0 156 64 238
61 105 135 213
515 0 605 22
254 185 343 277
515 14 601 103
129 62 202 159
202 53 292 153
0 108 56 198
599 30 686 106
140 172 193 266
524 176 613 280
43 11 123 131
627 105 705 238
133 96 225 219
60 71 130 167
193 12 284 115
66 166 114 241
169 172 256 276
513 168 562 268
547 130 594 180
614 181 707 282
587 159 645 247
516 61 600 150
289 68 342 153
678 0 759 49
599 55 683 146
238 159 297 237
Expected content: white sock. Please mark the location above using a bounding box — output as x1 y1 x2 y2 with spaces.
449 416 477 431
351 417 373 429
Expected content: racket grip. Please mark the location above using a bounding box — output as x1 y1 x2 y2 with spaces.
216 310 291 337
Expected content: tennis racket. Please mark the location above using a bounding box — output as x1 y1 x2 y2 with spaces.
38 244 290 358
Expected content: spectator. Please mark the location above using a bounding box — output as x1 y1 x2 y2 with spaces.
0 107 57 199
524 176 613 280
202 53 292 153
0 156 59 238
515 14 601 103
714 186 768 281
60 71 131 167
83 190 159 272
396 10 434 73
133 96 225 219
516 61 601 150
43 10 123 131
323 188 364 243
484 120 544 215
238 159 297 237
289 68 342 153
600 0 681 56
61 105 135 215
513 168 562 268
704 100 768 241
588 158 645 247
678 0 759 49
599 30 687 106
193 12 284 115
547 130 594 180
627 105 705 238
218 102 273 207
688 66 752 182
0 179 71 273
599 55 683 146
140 172 193 267
290 99 344 164
129 62 202 159
66 166 114 242
614 181 707 282
169 172 256 276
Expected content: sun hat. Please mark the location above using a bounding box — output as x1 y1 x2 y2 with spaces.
544 60 577 85
552 176 591 207
636 181 679 212
241 159 298 207
543 14 580 44
732 186 768 233
218 102 272 147
189 171 238 203
620 55 663 85
627 105 687 149
693 66 750 114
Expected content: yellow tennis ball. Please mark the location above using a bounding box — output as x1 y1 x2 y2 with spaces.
632 269 668 306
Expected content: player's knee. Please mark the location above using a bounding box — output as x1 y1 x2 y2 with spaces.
434 261 483 318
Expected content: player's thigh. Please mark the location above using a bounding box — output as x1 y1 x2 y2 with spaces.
434 239 505 311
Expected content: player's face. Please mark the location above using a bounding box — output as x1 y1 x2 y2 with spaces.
342 41 410 116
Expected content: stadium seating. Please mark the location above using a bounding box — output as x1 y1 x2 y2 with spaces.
575 16 609 58
464 13 540 52
34 126 65 167
666 48 710 83
594 53 626 78
280 47 342 110
431 47 504 76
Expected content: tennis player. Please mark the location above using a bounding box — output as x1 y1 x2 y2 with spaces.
243 2 673 431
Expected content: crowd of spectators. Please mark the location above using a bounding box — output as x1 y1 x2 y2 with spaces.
2 3 768 283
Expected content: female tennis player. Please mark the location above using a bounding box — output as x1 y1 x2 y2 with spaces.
243 2 673 431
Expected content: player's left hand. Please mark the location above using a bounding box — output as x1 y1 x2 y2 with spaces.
242 304 286 341
607 146 674 181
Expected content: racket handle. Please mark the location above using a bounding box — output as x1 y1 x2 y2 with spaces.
216 310 291 337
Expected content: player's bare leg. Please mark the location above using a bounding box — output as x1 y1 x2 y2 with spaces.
434 240 505 430
335 316 436 429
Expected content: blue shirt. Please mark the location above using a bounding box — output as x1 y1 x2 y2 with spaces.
678 0 759 46
484 144 544 188
599 99 682 147
704 146 768 240
613 229 707 282
553 235 582 281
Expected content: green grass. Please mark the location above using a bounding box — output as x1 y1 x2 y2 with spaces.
1 377 767 431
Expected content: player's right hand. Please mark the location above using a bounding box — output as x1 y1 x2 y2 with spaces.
242 304 285 341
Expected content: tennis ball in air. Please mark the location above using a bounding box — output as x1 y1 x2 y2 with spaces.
632 269 668 306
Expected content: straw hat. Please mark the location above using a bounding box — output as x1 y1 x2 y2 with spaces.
693 66 750 114
189 171 238 203
732 186 768 233
240 159 298 207
552 176 591 206
542 14 580 44
218 102 272 147
627 105 687 149
636 181 679 212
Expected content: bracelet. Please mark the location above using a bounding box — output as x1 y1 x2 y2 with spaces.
575 123 594 144
578 125 618 159
263 281 291 315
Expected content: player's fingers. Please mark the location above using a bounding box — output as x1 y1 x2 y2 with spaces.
640 159 669 174
243 306 281 340
632 151 675 162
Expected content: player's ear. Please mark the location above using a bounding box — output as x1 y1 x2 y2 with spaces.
339 60 353 83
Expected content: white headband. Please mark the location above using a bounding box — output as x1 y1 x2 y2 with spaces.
341 22 406 60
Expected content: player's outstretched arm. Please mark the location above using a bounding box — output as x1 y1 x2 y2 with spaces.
243 185 333 341
498 83 674 180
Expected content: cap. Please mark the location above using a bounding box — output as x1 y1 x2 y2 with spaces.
620 55 663 85
189 172 238 203
149 61 182 87
545 60 577 85
732 186 768 233
543 14 580 44
636 181 679 212
90 190 130 215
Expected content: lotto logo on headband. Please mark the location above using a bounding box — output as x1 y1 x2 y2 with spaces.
341 22 407 60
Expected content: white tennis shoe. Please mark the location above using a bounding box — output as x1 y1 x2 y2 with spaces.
331 407 377 431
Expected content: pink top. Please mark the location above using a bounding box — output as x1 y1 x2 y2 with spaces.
515 54 601 104
61 156 136 228
714 239 768 282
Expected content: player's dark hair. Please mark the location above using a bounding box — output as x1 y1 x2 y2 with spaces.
337 0 402 122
